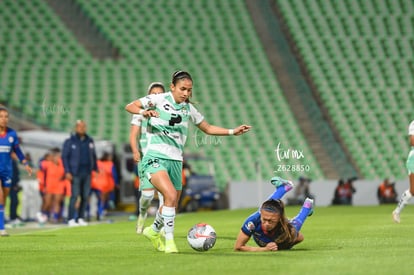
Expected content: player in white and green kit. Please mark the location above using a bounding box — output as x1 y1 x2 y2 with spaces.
129 82 165 234
125 71 251 253
392 120 414 223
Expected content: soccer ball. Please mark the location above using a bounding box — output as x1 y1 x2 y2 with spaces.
187 223 217 252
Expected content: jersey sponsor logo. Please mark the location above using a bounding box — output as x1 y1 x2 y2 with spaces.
163 103 172 111
0 145 11 153
169 114 182 126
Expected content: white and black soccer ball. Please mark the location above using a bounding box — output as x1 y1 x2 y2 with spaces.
187 223 217 252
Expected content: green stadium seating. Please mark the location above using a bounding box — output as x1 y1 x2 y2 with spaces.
0 0 340 189
276 0 414 179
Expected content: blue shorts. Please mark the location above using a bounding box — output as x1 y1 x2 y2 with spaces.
0 174 12 188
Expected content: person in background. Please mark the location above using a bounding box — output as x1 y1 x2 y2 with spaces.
377 178 397 204
62 120 98 227
90 152 119 221
393 120 414 223
0 105 32 236
332 178 356 205
129 82 165 234
289 176 313 205
8 153 23 226
38 148 68 223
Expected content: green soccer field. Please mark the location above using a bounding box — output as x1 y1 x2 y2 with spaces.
1 205 412 275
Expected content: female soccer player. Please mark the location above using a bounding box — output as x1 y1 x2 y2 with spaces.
392 120 414 223
234 177 314 252
39 148 68 223
125 71 251 253
0 106 32 236
129 82 165 234
90 152 119 221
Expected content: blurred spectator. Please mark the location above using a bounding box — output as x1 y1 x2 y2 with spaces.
37 148 68 224
62 120 98 227
377 178 398 204
36 152 52 214
332 177 357 205
89 152 119 221
289 176 314 205
8 153 23 226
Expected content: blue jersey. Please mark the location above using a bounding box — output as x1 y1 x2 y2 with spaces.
0 127 25 177
241 211 297 250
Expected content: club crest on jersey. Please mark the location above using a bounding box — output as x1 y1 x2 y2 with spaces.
180 108 189 116
89 142 94 149
8 136 14 143
246 221 255 232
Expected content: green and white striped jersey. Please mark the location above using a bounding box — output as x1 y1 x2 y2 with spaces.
139 92 204 161
130 114 150 154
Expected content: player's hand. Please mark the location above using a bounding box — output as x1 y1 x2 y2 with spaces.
143 110 159 118
233 125 252 136
133 151 141 162
65 173 73 181
25 165 32 176
265 242 278 251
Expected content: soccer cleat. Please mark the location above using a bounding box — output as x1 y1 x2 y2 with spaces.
304 197 314 216
77 218 88 226
0 230 9 237
270 176 294 191
392 210 400 223
136 215 146 234
159 227 165 238
36 212 47 224
68 219 80 227
165 239 178 254
143 227 165 252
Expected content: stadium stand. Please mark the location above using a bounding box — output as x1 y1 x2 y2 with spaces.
275 0 414 179
0 0 324 190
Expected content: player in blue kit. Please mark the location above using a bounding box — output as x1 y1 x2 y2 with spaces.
0 106 32 236
234 177 314 252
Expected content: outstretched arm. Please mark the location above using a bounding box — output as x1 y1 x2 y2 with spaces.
234 230 278 252
197 120 251 136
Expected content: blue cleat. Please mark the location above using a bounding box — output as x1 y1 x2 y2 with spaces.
304 197 314 216
270 177 294 191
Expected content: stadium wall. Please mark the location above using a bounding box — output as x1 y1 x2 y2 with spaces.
229 179 413 209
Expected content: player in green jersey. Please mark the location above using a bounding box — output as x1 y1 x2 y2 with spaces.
129 82 165 234
125 71 251 253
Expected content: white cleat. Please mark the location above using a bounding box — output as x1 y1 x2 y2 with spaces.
77 218 88 226
68 219 80 227
392 211 400 224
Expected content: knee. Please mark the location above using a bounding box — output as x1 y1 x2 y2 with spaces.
163 191 178 205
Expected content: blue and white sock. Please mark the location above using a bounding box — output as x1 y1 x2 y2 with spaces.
290 200 313 232
267 184 293 201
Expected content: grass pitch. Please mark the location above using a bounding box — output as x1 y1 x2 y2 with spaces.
1 204 412 275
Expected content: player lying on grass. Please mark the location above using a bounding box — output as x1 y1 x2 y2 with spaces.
234 177 314 252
